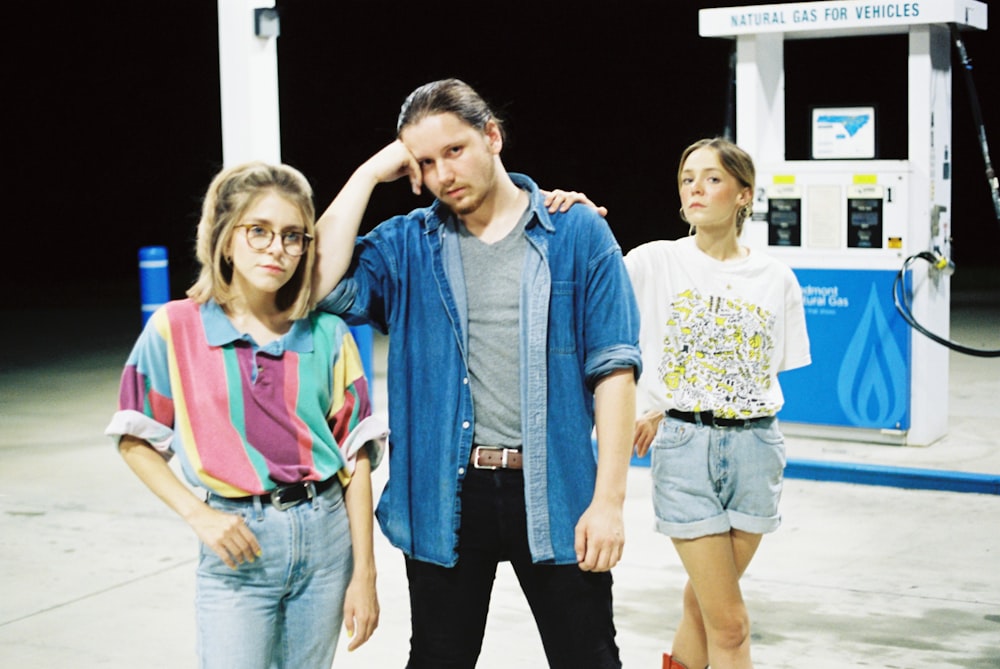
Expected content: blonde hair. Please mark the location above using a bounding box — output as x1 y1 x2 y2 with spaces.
677 137 755 235
187 162 317 319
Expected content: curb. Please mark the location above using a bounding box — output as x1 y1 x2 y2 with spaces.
629 454 1000 495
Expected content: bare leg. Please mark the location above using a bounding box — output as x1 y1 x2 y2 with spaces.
671 580 707 668
670 530 762 669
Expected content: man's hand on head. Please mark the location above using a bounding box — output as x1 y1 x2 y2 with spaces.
363 140 424 195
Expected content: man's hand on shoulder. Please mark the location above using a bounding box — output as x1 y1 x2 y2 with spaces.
542 189 608 218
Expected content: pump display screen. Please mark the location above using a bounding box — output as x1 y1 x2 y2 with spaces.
811 106 876 159
851 211 879 227
772 211 798 225
767 198 801 247
847 198 883 248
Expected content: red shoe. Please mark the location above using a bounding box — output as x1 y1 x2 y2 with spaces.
662 652 689 669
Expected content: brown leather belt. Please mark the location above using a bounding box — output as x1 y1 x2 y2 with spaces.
470 445 523 470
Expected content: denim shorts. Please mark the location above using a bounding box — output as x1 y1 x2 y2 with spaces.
650 415 786 540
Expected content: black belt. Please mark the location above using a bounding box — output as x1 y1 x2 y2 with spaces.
225 477 338 511
667 409 772 429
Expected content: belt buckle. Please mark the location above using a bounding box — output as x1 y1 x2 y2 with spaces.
270 481 315 511
471 446 499 470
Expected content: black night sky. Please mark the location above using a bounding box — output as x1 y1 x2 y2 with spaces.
9 1 998 311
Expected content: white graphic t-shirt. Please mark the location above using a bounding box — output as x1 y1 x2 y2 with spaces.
625 235 811 418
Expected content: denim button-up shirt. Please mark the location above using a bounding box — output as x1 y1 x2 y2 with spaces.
319 173 641 567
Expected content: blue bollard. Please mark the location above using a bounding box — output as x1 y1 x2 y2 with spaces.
139 246 170 326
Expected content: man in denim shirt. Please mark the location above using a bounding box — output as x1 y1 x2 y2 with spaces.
315 78 641 669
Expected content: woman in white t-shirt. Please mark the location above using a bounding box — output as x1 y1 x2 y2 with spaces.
625 138 811 669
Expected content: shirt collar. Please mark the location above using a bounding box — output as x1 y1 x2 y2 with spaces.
200 300 314 353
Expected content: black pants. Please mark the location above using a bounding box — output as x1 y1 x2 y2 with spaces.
404 467 622 669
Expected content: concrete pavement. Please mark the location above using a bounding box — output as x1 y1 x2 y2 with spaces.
1 298 998 668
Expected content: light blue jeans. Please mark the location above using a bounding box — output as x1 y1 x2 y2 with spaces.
196 483 352 669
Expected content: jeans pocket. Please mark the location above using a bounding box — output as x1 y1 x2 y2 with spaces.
197 532 266 578
753 420 785 446
653 419 696 451
317 484 346 513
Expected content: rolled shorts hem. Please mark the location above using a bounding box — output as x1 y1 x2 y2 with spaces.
655 509 781 540
729 509 781 535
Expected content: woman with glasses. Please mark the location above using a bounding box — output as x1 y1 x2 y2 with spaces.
105 161 386 668
626 138 811 669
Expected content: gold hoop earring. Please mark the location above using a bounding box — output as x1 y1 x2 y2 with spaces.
679 207 688 223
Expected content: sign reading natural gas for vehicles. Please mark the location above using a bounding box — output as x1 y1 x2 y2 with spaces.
699 1 988 38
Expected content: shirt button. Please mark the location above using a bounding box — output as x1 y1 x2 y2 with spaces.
458 467 466 475
463 377 469 385
462 421 470 429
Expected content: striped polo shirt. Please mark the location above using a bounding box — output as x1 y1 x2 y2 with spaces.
106 298 377 497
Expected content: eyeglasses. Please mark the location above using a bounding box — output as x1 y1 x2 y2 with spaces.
236 224 313 257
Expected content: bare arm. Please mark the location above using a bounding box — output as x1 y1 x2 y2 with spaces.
574 367 636 572
340 449 379 651
313 140 422 299
118 435 261 568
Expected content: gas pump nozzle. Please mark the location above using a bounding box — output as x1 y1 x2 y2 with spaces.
924 249 956 276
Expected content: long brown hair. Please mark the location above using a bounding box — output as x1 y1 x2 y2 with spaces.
396 78 505 141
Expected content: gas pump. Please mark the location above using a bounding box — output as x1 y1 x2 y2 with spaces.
699 1 989 446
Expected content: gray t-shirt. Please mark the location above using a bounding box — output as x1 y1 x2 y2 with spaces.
457 205 531 447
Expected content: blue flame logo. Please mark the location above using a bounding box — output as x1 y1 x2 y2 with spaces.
837 283 908 427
